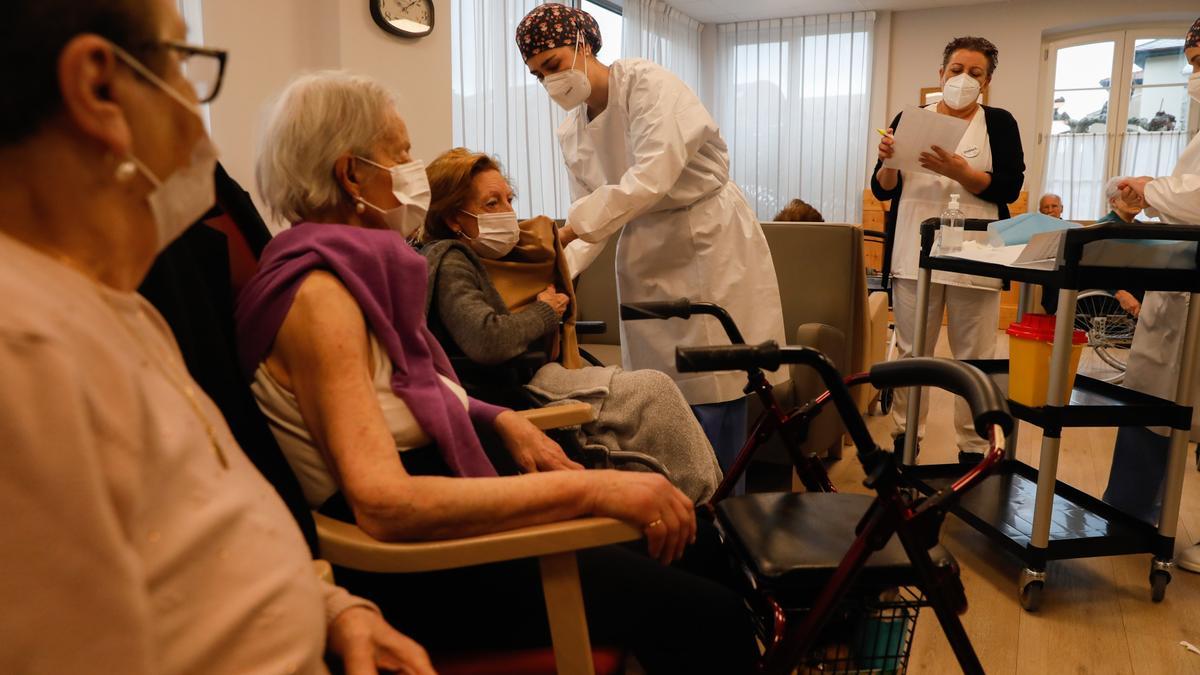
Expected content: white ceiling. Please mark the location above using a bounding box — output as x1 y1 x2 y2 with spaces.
667 0 1009 23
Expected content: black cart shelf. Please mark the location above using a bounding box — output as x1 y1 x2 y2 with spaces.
899 219 1200 611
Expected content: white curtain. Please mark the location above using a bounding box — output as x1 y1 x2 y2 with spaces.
452 0 573 219
714 13 874 224
1121 130 1192 185
1045 130 1192 220
621 0 702 93
1044 133 1107 220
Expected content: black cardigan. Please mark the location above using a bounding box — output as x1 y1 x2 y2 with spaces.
869 105 1025 284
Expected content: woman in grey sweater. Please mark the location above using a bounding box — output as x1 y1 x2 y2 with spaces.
420 148 722 504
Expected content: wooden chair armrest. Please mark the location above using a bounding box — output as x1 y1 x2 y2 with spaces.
515 401 595 429
314 513 640 574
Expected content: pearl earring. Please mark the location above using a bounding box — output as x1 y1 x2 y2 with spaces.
114 160 138 183
355 200 366 214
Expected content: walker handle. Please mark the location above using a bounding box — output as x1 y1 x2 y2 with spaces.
870 358 1012 437
675 341 782 373
620 299 694 321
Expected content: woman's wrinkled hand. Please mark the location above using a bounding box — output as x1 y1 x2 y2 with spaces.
1118 176 1153 209
918 145 971 182
495 410 584 473
587 470 696 565
537 285 570 318
1115 290 1141 318
327 606 436 675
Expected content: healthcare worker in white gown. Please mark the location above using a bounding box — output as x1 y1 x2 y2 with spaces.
516 4 788 487
1101 18 1200 571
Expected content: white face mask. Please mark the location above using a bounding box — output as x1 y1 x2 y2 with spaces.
355 157 431 238
112 44 218 253
542 34 591 111
459 210 520 259
1188 72 1200 104
941 72 982 111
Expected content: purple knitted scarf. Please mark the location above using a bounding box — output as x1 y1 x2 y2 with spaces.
235 222 497 477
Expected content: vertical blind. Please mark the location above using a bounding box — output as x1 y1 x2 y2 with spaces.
622 0 703 93
451 0 574 219
715 12 875 223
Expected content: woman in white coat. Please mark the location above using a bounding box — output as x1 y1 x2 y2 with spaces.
1102 19 1200 571
870 36 1025 462
515 4 788 485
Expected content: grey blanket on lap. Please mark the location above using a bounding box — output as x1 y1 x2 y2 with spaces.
526 363 722 504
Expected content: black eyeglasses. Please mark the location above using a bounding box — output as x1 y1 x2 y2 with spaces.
159 40 228 104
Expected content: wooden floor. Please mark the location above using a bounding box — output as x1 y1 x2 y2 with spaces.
829 332 1200 674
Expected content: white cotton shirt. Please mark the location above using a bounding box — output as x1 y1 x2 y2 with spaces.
0 231 372 675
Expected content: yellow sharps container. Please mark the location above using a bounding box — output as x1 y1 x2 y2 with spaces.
1005 313 1088 408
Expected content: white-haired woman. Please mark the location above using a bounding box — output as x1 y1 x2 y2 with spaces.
1097 176 1144 316
237 70 756 673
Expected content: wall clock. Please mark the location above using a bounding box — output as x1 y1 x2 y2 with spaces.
371 0 434 38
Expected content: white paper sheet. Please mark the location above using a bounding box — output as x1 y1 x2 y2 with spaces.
1011 230 1064 267
882 106 971 176
940 240 1026 266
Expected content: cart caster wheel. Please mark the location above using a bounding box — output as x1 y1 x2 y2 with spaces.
1020 581 1044 611
880 387 893 415
1150 570 1171 603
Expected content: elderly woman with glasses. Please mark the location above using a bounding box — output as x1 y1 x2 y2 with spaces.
238 70 756 673
0 1 433 673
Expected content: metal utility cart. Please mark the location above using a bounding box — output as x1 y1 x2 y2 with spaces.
900 218 1200 610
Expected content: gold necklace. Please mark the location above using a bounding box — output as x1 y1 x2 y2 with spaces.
107 303 231 470
56 253 231 470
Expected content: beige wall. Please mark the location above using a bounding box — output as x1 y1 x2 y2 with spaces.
201 0 452 224
885 0 1197 202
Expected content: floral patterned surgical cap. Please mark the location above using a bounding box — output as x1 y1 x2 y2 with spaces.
515 3 602 62
1186 17 1200 49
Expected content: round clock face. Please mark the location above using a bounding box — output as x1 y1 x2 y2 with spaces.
379 0 434 36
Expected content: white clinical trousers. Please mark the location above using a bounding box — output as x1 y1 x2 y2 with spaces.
890 278 1001 452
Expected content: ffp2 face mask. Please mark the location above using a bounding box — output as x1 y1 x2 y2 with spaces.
941 73 982 110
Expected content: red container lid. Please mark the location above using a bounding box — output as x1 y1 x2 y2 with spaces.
1006 313 1088 345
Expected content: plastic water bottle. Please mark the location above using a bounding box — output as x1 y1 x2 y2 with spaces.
940 193 965 253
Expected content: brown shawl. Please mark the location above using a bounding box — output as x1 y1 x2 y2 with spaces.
480 216 582 368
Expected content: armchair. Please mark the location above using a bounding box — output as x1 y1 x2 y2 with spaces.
315 401 641 675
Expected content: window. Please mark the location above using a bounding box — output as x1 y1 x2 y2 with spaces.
714 13 875 223
452 1 621 221
583 1 623 58
1040 26 1198 220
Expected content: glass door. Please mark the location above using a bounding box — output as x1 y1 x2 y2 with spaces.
1042 36 1120 220
1040 25 1198 221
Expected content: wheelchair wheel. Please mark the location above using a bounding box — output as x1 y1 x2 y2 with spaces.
1074 290 1136 384
879 387 894 415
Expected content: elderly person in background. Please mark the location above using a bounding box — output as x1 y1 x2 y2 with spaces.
419 147 722 504
240 70 755 672
1038 193 1064 218
0 1 431 673
1097 176 1144 317
773 198 825 222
